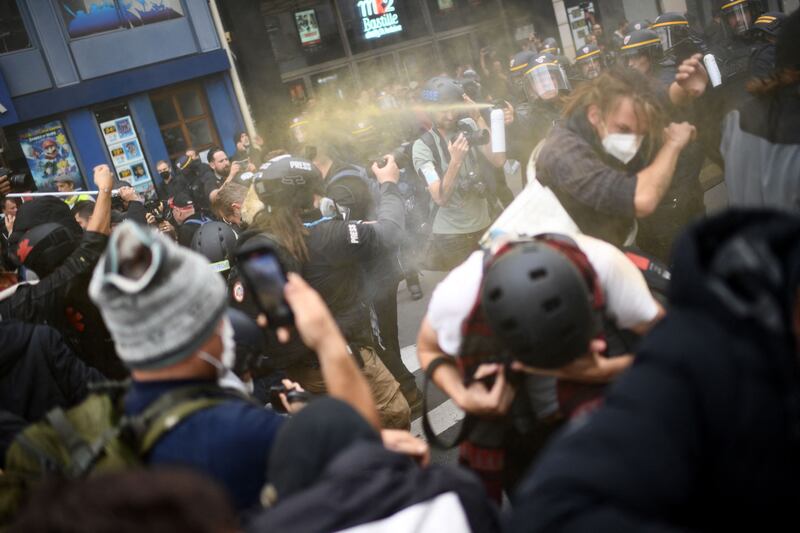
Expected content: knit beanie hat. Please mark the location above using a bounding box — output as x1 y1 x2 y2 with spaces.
89 221 227 370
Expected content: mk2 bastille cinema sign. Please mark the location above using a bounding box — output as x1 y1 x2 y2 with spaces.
357 0 403 39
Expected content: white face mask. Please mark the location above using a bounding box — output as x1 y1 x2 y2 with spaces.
196 318 237 380
602 131 643 165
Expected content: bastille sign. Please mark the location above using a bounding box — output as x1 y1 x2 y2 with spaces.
357 0 403 40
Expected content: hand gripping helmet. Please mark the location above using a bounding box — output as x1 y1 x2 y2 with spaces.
539 37 560 55
620 29 665 64
420 76 465 104
574 43 605 80
481 241 596 369
253 155 323 212
652 12 691 52
522 53 571 102
718 0 764 36
191 221 238 273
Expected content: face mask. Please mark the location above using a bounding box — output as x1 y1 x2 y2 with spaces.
600 124 643 165
220 317 236 370
159 170 170 180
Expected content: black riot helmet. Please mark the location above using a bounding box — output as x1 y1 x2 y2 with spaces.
509 50 538 100
480 240 596 369
191 221 238 273
718 0 764 36
652 12 691 52
750 11 786 39
539 37 560 55
253 155 323 212
521 53 571 102
11 222 80 277
574 43 605 80
420 76 465 105
620 29 664 72
624 20 652 35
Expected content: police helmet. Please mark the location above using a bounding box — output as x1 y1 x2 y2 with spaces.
620 29 664 65
510 50 538 79
11 222 80 277
718 0 764 36
751 11 786 37
521 53 571 102
539 37 560 55
191 221 238 273
574 43 605 80
652 12 690 51
420 76 464 104
624 20 652 35
481 240 596 369
253 155 323 212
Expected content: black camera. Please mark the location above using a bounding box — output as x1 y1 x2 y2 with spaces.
1 167 36 193
269 384 311 414
457 169 488 196
145 199 174 224
451 119 490 147
373 142 412 171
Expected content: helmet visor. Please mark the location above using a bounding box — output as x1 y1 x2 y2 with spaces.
524 63 570 101
724 4 754 35
290 120 308 144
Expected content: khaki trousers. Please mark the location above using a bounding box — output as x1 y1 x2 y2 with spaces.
286 346 411 430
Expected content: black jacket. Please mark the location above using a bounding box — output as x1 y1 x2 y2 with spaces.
508 210 800 532
248 442 500 533
0 231 125 378
0 320 104 464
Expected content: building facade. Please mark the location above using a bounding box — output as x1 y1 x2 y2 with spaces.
0 0 246 194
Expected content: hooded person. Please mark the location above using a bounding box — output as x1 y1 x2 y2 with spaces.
509 209 800 531
0 166 124 378
250 398 500 533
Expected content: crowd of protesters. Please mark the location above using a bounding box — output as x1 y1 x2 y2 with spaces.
0 1 799 531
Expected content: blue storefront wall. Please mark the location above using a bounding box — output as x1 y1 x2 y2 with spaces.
11 51 243 190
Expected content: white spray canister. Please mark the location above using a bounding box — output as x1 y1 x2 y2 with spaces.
703 54 722 88
490 107 506 153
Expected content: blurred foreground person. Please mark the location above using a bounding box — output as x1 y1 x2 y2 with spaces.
508 209 800 532
722 8 800 208
10 468 237 533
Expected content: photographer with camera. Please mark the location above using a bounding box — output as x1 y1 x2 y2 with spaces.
416 232 663 501
412 77 507 271
234 154 411 429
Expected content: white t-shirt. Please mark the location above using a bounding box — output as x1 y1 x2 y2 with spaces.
427 234 660 356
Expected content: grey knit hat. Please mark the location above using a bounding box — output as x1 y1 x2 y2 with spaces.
89 221 227 370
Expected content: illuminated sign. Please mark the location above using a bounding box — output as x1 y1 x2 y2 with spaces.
357 0 403 40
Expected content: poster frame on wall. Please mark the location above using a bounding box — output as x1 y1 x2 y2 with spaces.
294 8 322 47
94 103 157 200
18 119 83 192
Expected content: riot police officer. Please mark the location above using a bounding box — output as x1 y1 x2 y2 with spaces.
748 11 786 80
652 12 710 66
711 0 765 109
574 43 608 82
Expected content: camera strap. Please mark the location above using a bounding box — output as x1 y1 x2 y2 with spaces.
421 356 474 449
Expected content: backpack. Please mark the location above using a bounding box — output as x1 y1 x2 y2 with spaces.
0 382 243 525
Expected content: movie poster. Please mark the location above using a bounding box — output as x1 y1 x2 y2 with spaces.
18 120 83 191
99 115 154 197
295 9 321 46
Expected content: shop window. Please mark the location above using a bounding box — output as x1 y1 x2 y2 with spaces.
150 84 219 160
0 0 31 53
17 120 83 191
311 67 354 100
262 1 345 75
425 0 498 33
59 0 184 39
336 0 428 55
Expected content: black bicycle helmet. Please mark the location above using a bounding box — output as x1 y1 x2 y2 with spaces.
191 221 238 272
253 155 323 212
481 241 595 369
11 222 80 277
